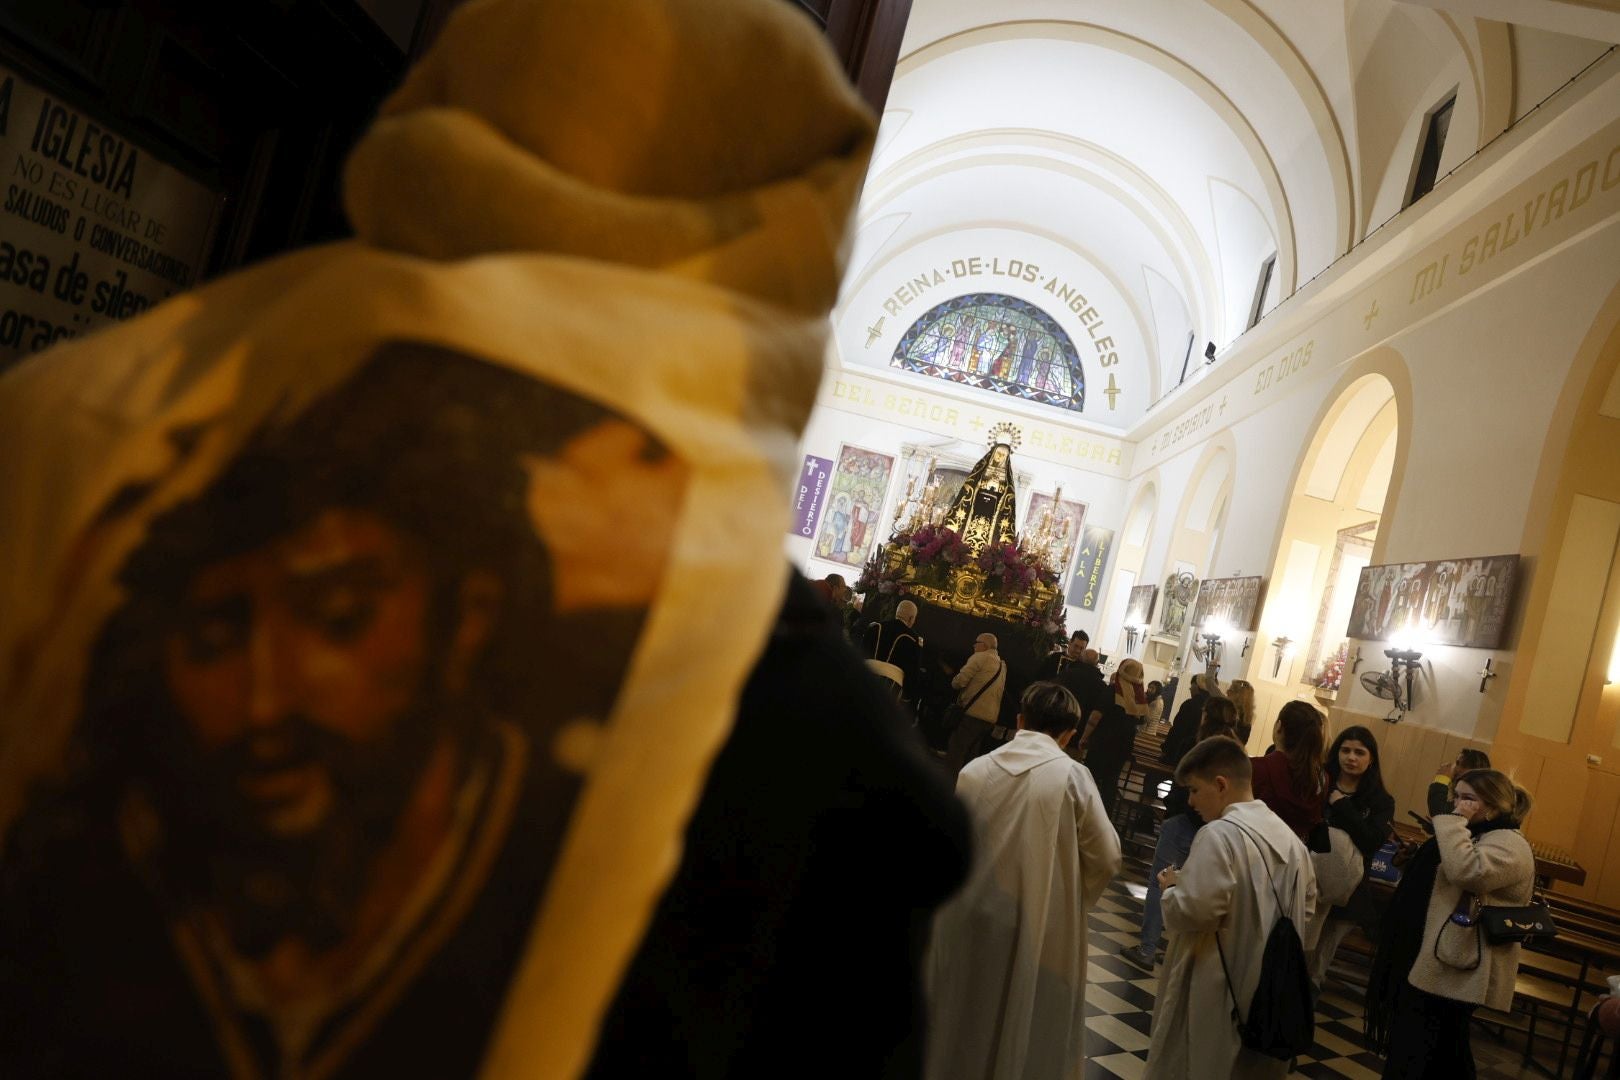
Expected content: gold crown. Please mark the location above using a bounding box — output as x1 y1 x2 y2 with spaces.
987 421 1023 449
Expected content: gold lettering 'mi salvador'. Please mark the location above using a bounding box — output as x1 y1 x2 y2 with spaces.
827 374 1125 472
1410 135 1620 303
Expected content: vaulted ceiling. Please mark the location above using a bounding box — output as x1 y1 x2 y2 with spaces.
833 0 1614 433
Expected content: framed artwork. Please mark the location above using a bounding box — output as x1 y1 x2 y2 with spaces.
1192 576 1263 633
1157 567 1198 638
1124 583 1158 627
1346 554 1519 648
813 444 896 569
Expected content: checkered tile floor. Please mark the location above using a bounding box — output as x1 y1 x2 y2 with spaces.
1081 858 1564 1079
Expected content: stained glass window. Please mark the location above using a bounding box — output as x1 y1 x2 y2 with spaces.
890 293 1085 412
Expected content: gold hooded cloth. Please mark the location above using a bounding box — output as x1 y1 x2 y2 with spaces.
0 0 873 1075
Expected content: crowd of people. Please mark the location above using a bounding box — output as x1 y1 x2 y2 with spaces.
846 594 1552 1080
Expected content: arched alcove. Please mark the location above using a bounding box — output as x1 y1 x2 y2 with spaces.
1251 371 1402 739
1487 280 1620 904
1097 479 1158 658
1138 440 1235 680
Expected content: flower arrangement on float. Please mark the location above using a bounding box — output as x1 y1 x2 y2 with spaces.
976 541 1056 596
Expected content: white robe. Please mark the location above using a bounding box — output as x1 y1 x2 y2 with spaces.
925 730 1122 1080
1145 799 1318 1080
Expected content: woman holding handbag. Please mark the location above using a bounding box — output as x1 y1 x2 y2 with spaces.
1365 770 1536 1078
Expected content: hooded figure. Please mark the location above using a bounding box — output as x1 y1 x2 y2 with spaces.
0 2 967 1077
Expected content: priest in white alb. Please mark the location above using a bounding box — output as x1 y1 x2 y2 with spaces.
925 681 1122 1080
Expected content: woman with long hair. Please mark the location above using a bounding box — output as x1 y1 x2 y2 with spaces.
1226 679 1256 744
1310 725 1396 985
1126 695 1242 971
1366 770 1535 1077
1251 699 1327 844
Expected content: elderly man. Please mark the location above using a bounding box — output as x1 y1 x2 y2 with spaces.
864 599 923 699
945 632 1006 773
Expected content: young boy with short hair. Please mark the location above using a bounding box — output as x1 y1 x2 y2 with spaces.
1144 737 1318 1079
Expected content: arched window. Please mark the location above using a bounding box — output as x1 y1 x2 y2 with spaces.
890 293 1086 412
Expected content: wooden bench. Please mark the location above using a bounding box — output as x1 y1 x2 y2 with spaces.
1509 926 1620 1076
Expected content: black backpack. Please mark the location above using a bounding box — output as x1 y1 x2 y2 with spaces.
1213 821 1316 1061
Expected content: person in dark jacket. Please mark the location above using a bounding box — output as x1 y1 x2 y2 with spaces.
1127 698 1241 970
1036 630 1090 681
592 573 972 1076
1159 674 1212 768
1308 725 1395 986
863 599 923 700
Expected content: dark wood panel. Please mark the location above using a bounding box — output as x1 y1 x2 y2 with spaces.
789 0 912 113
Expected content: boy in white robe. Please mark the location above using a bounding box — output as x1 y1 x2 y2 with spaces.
1145 736 1318 1080
926 681 1123 1080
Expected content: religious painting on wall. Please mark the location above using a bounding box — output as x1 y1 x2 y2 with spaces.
1192 576 1263 632
0 344 689 1076
813 444 895 569
1346 554 1519 648
1025 491 1087 579
1124 583 1158 627
890 293 1086 412
1157 566 1198 638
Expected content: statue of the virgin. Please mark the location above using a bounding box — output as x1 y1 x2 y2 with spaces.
940 432 1019 556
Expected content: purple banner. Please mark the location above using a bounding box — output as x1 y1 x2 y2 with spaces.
792 454 833 538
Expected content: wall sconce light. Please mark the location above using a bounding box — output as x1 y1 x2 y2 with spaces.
1240 636 1254 658
1271 635 1294 679
1385 646 1423 712
1124 624 1141 655
1195 628 1225 675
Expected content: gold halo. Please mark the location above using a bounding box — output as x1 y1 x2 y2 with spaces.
987 421 1023 449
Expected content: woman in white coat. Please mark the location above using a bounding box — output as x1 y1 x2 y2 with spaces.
1365 770 1535 1078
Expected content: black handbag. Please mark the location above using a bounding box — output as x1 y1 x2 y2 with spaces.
1479 899 1557 944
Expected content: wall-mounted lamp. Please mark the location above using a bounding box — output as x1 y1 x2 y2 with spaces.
1240 636 1254 658
1124 624 1141 656
1477 657 1497 693
1385 646 1423 713
1271 635 1294 679
1195 628 1225 676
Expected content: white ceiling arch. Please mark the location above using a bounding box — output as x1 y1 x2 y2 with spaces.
827 0 1609 438
855 130 1219 338
887 18 1304 306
